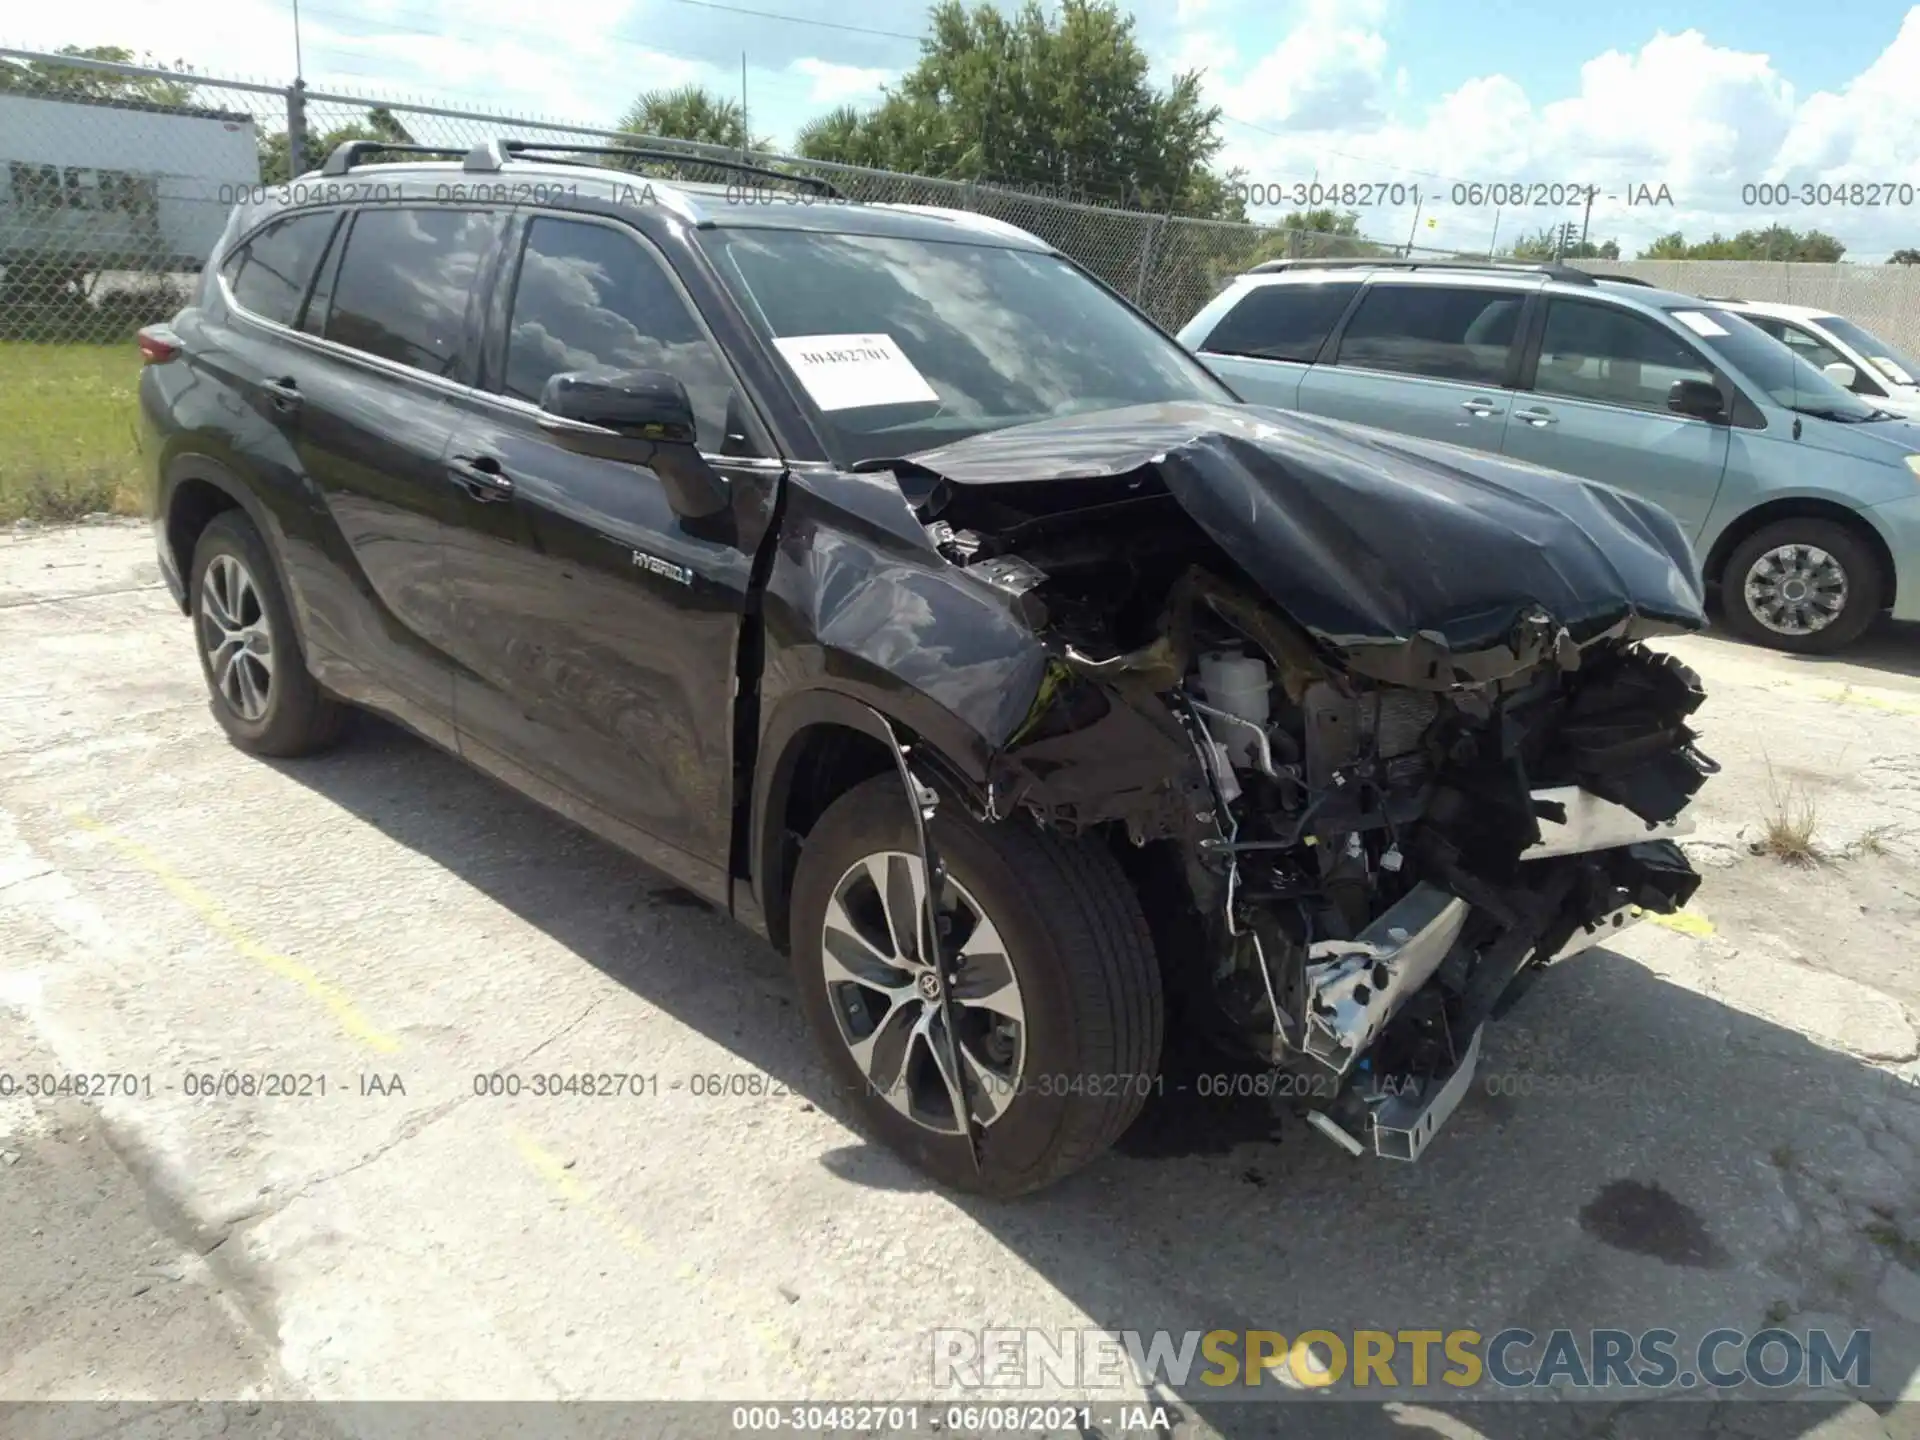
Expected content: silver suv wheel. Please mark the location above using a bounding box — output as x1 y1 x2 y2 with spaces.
819 850 1026 1135
198 552 275 720
1741 542 1848 637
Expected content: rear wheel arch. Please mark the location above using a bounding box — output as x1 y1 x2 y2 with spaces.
163 457 310 642
1704 497 1896 613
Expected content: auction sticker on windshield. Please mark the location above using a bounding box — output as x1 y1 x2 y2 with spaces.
772 333 940 411
1672 311 1730 338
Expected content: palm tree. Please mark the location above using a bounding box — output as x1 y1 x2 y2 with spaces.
616 85 763 151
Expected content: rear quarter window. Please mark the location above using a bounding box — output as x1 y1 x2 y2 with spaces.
1334 284 1524 384
1201 281 1360 362
221 211 339 328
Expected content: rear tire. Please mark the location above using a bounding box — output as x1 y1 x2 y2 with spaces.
790 775 1162 1197
1720 518 1881 654
190 510 345 757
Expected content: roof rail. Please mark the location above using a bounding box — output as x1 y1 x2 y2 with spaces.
461 138 845 199
1248 256 1605 285
320 141 468 176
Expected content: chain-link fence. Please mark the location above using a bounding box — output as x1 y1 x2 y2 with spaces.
1577 259 1920 356
0 44 1455 347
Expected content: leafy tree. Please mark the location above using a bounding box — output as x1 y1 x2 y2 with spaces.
793 0 1235 220
1637 226 1845 262
617 84 767 151
0 44 194 106
258 107 415 185
1505 225 1618 261
1240 208 1387 260
1888 248 1920 265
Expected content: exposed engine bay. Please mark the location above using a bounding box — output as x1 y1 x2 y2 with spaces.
882 402 1719 1161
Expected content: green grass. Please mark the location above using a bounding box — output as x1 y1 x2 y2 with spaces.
0 341 146 523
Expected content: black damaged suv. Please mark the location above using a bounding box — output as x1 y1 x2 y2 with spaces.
140 139 1714 1195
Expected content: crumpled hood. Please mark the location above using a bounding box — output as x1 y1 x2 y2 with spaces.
908 401 1707 687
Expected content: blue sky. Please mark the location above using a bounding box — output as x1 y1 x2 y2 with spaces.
18 0 1920 258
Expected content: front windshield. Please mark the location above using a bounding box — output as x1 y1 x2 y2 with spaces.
1668 306 1882 421
1815 315 1920 389
701 228 1233 464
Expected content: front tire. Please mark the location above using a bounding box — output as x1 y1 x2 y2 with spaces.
791 776 1162 1197
1721 518 1882 654
190 510 345 757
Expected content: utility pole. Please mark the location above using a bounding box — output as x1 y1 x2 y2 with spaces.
1404 195 1423 257
1580 184 1597 250
1487 206 1501 258
740 52 748 159
291 0 305 77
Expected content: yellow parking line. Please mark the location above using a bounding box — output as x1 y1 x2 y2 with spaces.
1639 907 1716 939
511 1127 699 1281
511 1128 809 1389
69 811 400 1053
1811 684 1920 718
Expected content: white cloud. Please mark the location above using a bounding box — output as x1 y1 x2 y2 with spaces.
1211 0 1391 130
1197 7 1920 259
787 57 893 107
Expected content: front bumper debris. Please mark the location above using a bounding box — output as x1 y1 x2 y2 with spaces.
1522 785 1692 861
1302 883 1469 1076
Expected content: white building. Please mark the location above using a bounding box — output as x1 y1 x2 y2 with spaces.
0 90 259 271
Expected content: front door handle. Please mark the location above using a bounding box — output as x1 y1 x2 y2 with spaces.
448 454 514 503
1513 407 1558 427
262 376 301 417
1460 397 1500 418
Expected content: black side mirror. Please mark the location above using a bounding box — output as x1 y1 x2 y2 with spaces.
1667 378 1727 421
537 369 728 518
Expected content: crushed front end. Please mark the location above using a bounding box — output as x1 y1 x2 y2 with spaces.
895 401 1719 1161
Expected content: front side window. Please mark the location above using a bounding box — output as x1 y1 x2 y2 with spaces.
1744 316 1851 376
223 212 338 328
1532 299 1716 414
1202 281 1359 362
1665 305 1881 421
1334 284 1523 384
1814 314 1920 389
324 208 499 377
499 217 738 451
701 228 1231 465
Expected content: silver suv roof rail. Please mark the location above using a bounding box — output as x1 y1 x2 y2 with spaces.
458 137 846 199
319 141 468 175
1247 256 1609 286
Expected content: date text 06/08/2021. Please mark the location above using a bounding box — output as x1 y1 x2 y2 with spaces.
1228 180 1678 209
728 1404 1173 1435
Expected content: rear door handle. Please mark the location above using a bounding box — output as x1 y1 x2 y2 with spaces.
1513 406 1557 427
1460 397 1500 418
448 454 514 503
262 376 301 416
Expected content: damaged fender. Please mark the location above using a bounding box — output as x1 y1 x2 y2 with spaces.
752 400 1718 1161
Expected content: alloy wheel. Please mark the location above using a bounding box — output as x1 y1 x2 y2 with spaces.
1742 543 1848 637
819 850 1027 1134
199 553 275 721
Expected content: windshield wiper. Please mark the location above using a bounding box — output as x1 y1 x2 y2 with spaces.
1791 404 1871 423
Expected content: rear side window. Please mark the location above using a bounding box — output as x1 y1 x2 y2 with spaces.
324 208 500 377
221 212 338 327
497 216 737 449
1335 284 1523 384
1532 299 1715 413
1202 282 1359 362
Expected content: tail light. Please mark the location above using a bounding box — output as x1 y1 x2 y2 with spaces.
137 325 181 364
